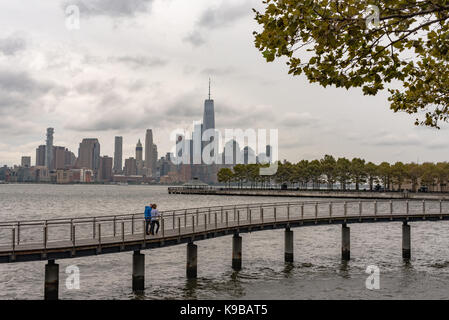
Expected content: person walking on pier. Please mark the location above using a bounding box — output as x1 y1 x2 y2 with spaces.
144 205 153 235
150 204 160 235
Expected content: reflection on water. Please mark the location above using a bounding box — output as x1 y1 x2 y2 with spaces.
184 279 198 299
338 261 351 279
1 184 449 299
282 263 294 277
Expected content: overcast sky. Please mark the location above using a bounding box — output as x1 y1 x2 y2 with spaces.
0 0 448 167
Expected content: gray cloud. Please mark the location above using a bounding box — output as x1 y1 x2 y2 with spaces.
184 1 253 46
74 79 117 95
65 90 205 132
197 1 252 29
424 141 449 150
278 112 318 128
82 54 168 70
0 116 41 135
216 103 277 128
161 96 204 120
183 31 207 47
0 69 61 116
0 36 26 56
63 0 154 18
109 55 168 68
367 134 422 147
0 70 51 94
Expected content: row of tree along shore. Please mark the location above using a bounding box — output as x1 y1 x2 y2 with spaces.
217 155 449 193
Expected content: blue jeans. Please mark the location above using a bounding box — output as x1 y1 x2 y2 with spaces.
145 220 151 234
150 220 160 235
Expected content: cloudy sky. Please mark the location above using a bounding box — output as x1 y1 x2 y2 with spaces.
0 0 448 167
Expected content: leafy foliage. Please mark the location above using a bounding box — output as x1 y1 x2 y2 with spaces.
217 156 449 191
253 0 449 127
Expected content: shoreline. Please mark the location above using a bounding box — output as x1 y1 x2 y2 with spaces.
168 187 449 200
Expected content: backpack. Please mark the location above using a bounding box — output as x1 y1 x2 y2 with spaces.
144 206 152 220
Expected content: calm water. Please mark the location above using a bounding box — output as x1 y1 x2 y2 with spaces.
1 184 449 300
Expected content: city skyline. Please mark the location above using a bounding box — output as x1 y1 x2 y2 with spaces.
4 83 270 170
1 0 449 167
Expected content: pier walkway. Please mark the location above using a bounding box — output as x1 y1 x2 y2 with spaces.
1 199 449 299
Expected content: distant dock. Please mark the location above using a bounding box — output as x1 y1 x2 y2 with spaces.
168 187 449 200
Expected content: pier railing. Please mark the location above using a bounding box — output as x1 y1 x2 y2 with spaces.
1 199 448 252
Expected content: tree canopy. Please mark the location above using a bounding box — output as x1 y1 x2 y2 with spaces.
217 155 449 192
253 0 449 128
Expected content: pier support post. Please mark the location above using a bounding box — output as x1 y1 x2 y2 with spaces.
342 224 350 261
402 222 411 260
284 228 294 263
44 260 59 300
186 242 198 279
232 233 242 271
132 250 145 293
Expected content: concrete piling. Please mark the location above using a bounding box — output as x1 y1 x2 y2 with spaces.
132 250 145 293
44 260 59 300
186 242 198 279
402 222 411 260
342 224 350 261
232 233 242 271
284 228 294 263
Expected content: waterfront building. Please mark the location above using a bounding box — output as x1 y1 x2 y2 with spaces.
76 138 101 174
112 174 146 184
31 166 50 183
124 157 137 176
36 145 46 166
53 146 66 170
70 168 93 183
16 167 33 182
179 164 192 182
99 156 113 182
114 136 123 174
21 156 31 168
159 153 177 177
56 169 73 184
64 149 77 168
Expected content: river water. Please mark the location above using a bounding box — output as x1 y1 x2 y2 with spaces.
1 184 449 300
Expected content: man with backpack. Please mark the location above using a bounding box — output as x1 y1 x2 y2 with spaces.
144 204 152 235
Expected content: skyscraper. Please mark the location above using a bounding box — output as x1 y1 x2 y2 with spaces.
53 146 66 170
45 128 54 170
203 79 215 132
145 129 157 177
77 138 101 172
114 136 123 174
64 149 76 168
136 139 144 175
36 145 46 166
124 157 137 176
202 79 216 162
136 139 143 161
153 143 158 176
99 156 113 182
